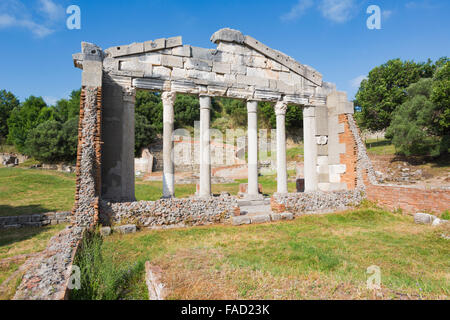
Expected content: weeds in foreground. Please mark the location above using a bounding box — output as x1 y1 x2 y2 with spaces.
70 231 145 300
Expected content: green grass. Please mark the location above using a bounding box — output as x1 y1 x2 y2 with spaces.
1 168 297 216
365 138 396 155
0 168 76 216
97 208 449 299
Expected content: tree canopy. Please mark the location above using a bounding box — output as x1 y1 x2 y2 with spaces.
355 58 447 131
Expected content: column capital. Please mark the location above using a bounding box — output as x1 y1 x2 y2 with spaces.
161 91 176 105
275 101 288 116
199 95 211 109
246 100 258 113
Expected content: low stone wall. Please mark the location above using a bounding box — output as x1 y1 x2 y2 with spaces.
0 212 71 229
100 195 238 227
272 190 364 215
366 184 450 214
13 225 83 300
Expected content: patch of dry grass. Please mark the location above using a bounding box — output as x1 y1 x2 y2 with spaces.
101 208 449 300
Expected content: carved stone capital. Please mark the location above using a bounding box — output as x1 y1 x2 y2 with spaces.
275 101 287 116
161 91 176 106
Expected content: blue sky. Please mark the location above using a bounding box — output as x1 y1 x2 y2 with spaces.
0 0 448 105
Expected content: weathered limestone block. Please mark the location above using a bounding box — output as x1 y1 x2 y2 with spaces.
251 214 271 224
143 38 165 52
414 212 437 224
114 224 137 234
172 45 191 57
212 61 231 74
232 216 251 226
185 58 212 71
210 28 245 44
161 55 183 68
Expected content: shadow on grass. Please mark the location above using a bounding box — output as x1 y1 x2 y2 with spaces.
0 204 53 217
365 139 392 148
0 224 49 249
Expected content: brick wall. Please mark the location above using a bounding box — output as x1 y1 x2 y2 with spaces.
338 114 357 189
364 174 450 214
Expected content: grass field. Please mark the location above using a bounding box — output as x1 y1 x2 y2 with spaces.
0 168 297 216
90 206 449 300
365 139 396 155
0 167 449 300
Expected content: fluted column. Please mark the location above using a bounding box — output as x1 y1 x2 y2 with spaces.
247 100 259 197
162 91 176 198
275 101 288 194
199 95 211 197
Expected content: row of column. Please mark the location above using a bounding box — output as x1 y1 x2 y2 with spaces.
161 91 316 198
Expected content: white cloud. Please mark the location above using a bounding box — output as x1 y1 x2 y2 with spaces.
0 0 64 38
38 0 65 22
350 75 367 88
382 10 393 20
282 0 359 23
281 0 314 21
405 1 439 9
318 0 357 23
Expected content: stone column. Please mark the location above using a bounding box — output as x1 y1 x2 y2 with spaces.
162 91 176 198
275 101 288 194
247 100 259 198
303 106 318 191
199 95 211 197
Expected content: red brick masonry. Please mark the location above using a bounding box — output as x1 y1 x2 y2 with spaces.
365 182 450 214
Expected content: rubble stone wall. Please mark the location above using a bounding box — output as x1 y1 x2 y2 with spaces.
13 82 103 300
100 195 238 227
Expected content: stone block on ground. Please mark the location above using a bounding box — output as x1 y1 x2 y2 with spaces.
250 214 270 224
280 212 294 220
114 224 137 234
432 218 448 226
414 212 437 225
232 216 251 226
270 214 282 221
100 226 112 236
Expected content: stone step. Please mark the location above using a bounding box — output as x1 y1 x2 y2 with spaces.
237 199 271 207
239 205 271 215
232 212 294 226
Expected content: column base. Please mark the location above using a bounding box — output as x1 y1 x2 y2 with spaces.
241 193 264 201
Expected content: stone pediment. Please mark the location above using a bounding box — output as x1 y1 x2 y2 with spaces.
74 28 332 105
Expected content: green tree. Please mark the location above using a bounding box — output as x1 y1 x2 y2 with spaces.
355 59 438 131
54 89 81 122
7 96 53 152
286 105 303 132
174 94 200 128
0 90 19 141
386 78 443 156
24 117 79 163
430 61 450 154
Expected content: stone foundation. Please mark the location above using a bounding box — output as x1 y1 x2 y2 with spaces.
100 195 238 227
272 190 364 215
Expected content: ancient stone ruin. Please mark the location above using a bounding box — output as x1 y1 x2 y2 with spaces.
13 28 449 300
